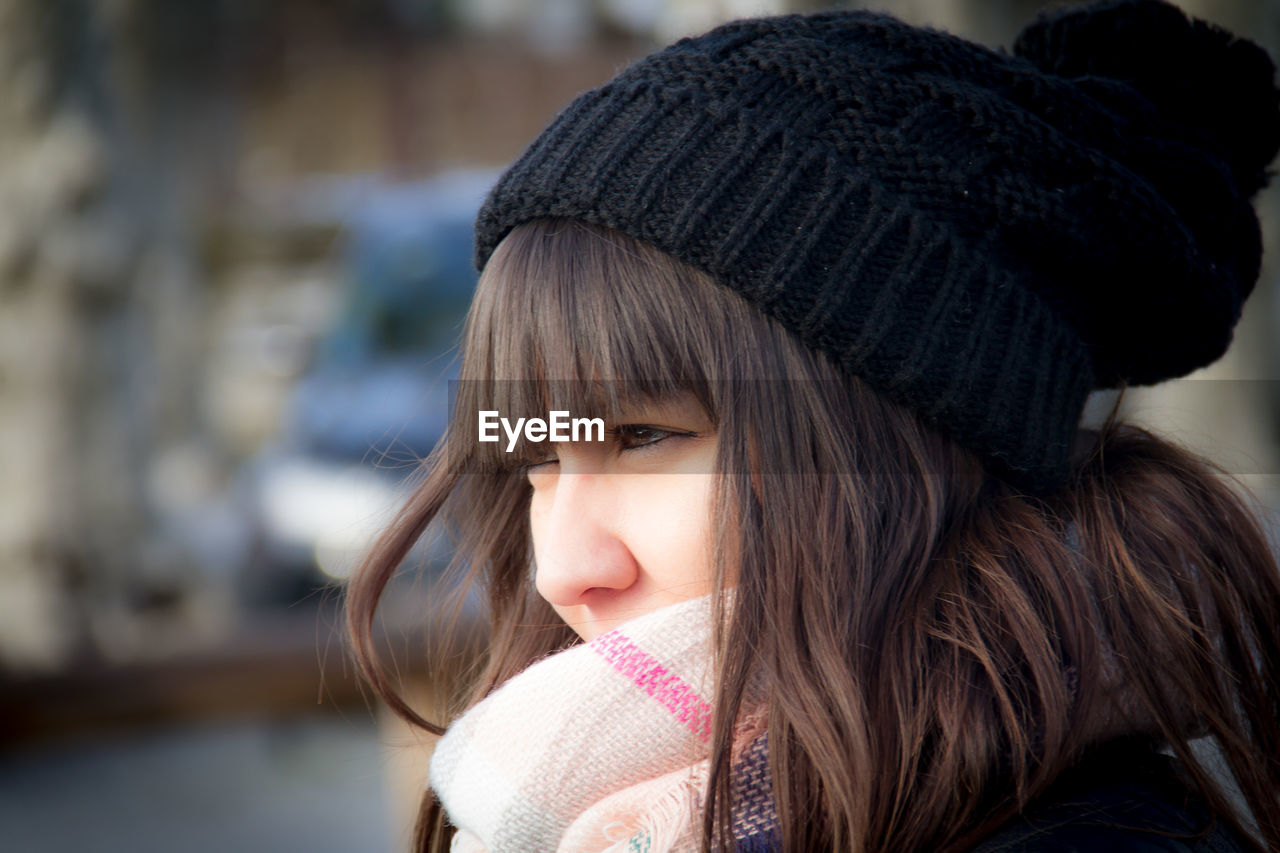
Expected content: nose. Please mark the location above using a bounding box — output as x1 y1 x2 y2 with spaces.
531 472 639 608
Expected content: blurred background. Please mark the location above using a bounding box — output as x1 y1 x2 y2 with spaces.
0 0 1276 850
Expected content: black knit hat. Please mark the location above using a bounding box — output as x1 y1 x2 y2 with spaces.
474 0 1280 491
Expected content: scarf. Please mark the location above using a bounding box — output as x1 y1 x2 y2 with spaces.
429 596 778 852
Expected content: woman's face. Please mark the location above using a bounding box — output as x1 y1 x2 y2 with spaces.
526 391 720 641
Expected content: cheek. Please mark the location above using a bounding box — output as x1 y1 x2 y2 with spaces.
625 475 716 586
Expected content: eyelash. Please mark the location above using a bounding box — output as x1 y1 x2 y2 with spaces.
520 425 691 472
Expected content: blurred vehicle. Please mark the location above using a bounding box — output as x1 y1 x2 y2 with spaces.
240 170 496 605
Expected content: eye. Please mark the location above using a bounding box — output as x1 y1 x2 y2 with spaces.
612 424 686 451
520 456 558 475
520 424 697 480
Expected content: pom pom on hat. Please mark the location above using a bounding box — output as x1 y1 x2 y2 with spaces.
1014 0 1280 197
1006 0 1280 388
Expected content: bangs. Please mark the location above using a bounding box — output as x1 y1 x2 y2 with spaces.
452 218 751 470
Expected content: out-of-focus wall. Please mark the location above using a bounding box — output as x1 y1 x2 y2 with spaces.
0 1 113 670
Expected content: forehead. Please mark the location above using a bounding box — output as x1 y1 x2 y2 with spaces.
470 219 738 373
455 219 746 468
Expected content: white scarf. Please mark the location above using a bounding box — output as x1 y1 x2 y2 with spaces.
429 596 765 852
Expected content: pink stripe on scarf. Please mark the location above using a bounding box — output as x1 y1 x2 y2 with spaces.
591 630 712 742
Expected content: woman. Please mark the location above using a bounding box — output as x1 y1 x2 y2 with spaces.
347 1 1280 850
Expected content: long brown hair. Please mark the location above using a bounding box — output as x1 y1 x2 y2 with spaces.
346 218 1280 852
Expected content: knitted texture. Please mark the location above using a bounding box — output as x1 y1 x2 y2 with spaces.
429 596 775 852
473 0 1280 490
